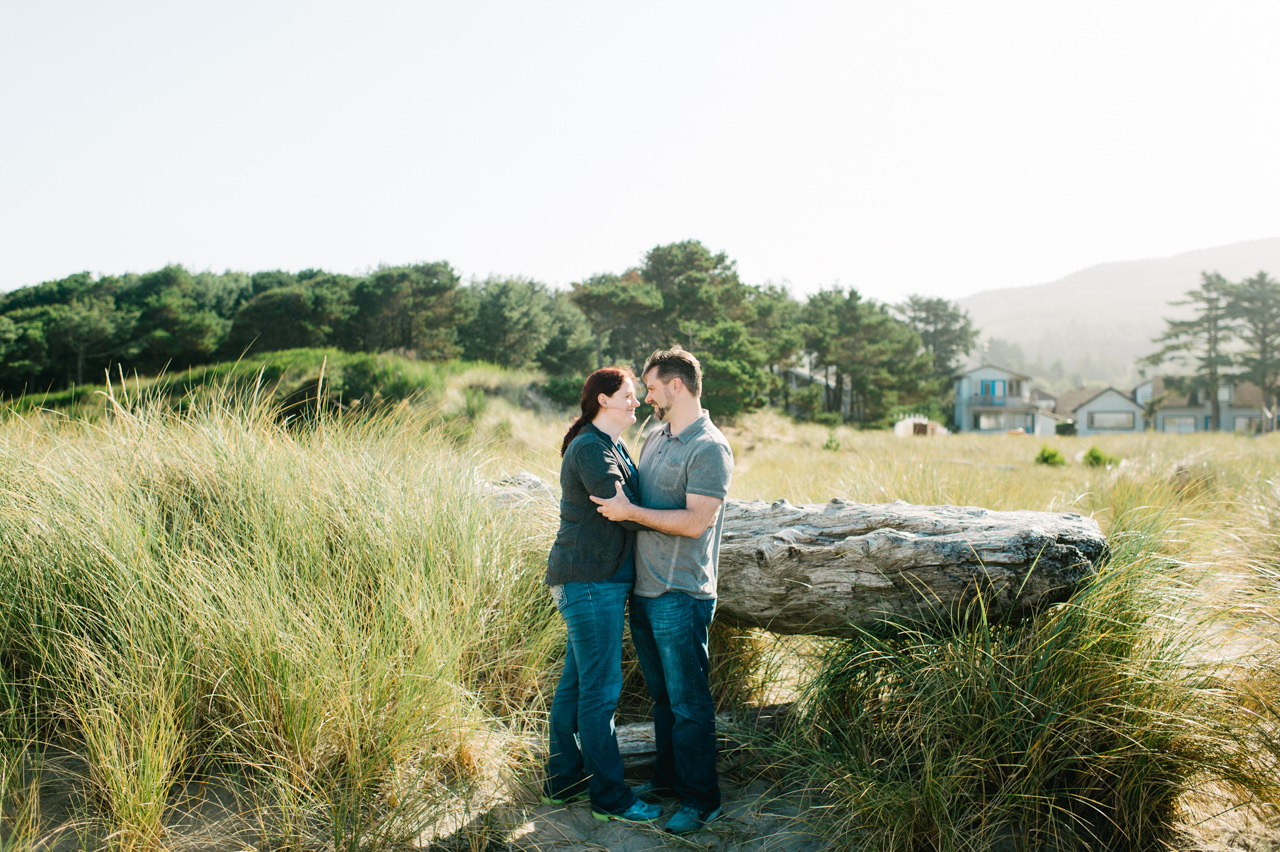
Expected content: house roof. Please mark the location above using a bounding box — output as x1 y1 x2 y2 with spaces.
1148 376 1266 409
1072 387 1145 413
954 363 1032 381
1053 386 1103 418
1236 383 1265 408
780 364 838 389
1146 377 1189 407
1030 388 1056 403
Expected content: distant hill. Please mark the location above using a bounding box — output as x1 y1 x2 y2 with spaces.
956 237 1280 387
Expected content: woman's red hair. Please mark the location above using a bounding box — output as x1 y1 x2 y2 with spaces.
560 366 635 456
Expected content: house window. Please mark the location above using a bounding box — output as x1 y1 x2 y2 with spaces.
979 379 1005 398
975 412 1006 430
1234 415 1260 433
1219 384 1233 403
1088 411 1135 430
1163 416 1196 434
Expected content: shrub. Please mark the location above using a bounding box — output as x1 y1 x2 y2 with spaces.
1035 444 1066 466
1083 445 1119 468
766 547 1280 851
539 374 586 409
789 384 826 422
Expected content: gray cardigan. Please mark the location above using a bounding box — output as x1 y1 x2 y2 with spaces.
544 423 641 585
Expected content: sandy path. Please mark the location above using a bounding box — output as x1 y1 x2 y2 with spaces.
426 717 836 851
432 777 834 851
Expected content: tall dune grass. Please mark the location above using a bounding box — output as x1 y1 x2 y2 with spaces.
6 383 1280 850
0 384 560 850
726 418 1280 850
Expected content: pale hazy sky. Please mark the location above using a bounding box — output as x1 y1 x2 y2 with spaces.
4 1 1279 303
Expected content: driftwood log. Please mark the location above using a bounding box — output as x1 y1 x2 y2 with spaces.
717 498 1106 636
485 475 1107 637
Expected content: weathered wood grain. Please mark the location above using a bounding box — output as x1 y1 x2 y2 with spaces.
486 474 1108 636
717 498 1106 636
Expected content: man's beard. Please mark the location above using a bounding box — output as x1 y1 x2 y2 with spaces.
651 401 670 421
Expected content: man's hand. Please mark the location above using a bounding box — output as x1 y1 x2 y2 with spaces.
591 481 635 521
591 482 723 538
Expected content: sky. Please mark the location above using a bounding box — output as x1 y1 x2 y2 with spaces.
4 0 1280 304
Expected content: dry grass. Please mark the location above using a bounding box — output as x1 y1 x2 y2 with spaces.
4 379 1280 850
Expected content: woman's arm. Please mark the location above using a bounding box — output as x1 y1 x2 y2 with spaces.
590 483 721 538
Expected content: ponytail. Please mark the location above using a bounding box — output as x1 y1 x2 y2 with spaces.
559 416 591 456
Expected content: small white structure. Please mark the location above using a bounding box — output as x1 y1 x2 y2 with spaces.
894 415 948 437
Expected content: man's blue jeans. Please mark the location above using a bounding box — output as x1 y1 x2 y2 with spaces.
630 591 720 812
544 581 633 814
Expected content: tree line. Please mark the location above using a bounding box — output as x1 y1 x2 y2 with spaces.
0 240 978 425
1144 270 1280 430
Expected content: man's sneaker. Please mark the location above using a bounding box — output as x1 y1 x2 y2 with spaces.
539 789 588 806
665 804 723 835
591 798 662 823
633 780 678 802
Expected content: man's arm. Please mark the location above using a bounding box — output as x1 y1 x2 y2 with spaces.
590 482 722 538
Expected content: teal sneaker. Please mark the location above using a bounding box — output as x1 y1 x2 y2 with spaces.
665 804 723 835
539 789 588 806
591 798 662 823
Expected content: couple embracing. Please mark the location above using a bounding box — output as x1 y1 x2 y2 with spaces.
541 346 734 836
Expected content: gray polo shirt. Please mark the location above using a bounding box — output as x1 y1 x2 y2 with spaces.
633 411 734 600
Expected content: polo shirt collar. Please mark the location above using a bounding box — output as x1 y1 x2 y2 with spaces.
661 410 711 442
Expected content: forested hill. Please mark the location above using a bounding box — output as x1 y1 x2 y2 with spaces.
0 241 977 426
956 237 1280 386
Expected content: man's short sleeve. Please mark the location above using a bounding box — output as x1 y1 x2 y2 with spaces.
685 440 733 500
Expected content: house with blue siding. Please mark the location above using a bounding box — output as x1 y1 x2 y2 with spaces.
954 369 1274 434
1070 388 1145 436
952 365 1057 436
1136 377 1271 433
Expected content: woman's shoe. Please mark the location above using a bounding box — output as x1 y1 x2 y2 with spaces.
665 804 723 835
632 780 678 802
539 789 588 806
591 798 662 822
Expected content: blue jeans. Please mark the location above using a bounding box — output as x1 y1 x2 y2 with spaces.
630 591 720 812
544 581 633 814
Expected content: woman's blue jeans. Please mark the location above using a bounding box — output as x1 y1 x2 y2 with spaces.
629 591 720 812
544 581 633 813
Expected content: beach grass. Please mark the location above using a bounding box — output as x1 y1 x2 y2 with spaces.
0 381 560 850
723 416 1280 850
2 382 1280 849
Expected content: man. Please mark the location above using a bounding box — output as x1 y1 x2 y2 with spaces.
591 346 734 836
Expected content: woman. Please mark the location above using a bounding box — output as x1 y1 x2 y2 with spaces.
541 367 662 823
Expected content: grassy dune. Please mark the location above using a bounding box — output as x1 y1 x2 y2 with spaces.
0 384 560 850
1 383 1280 850
724 415 1280 850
